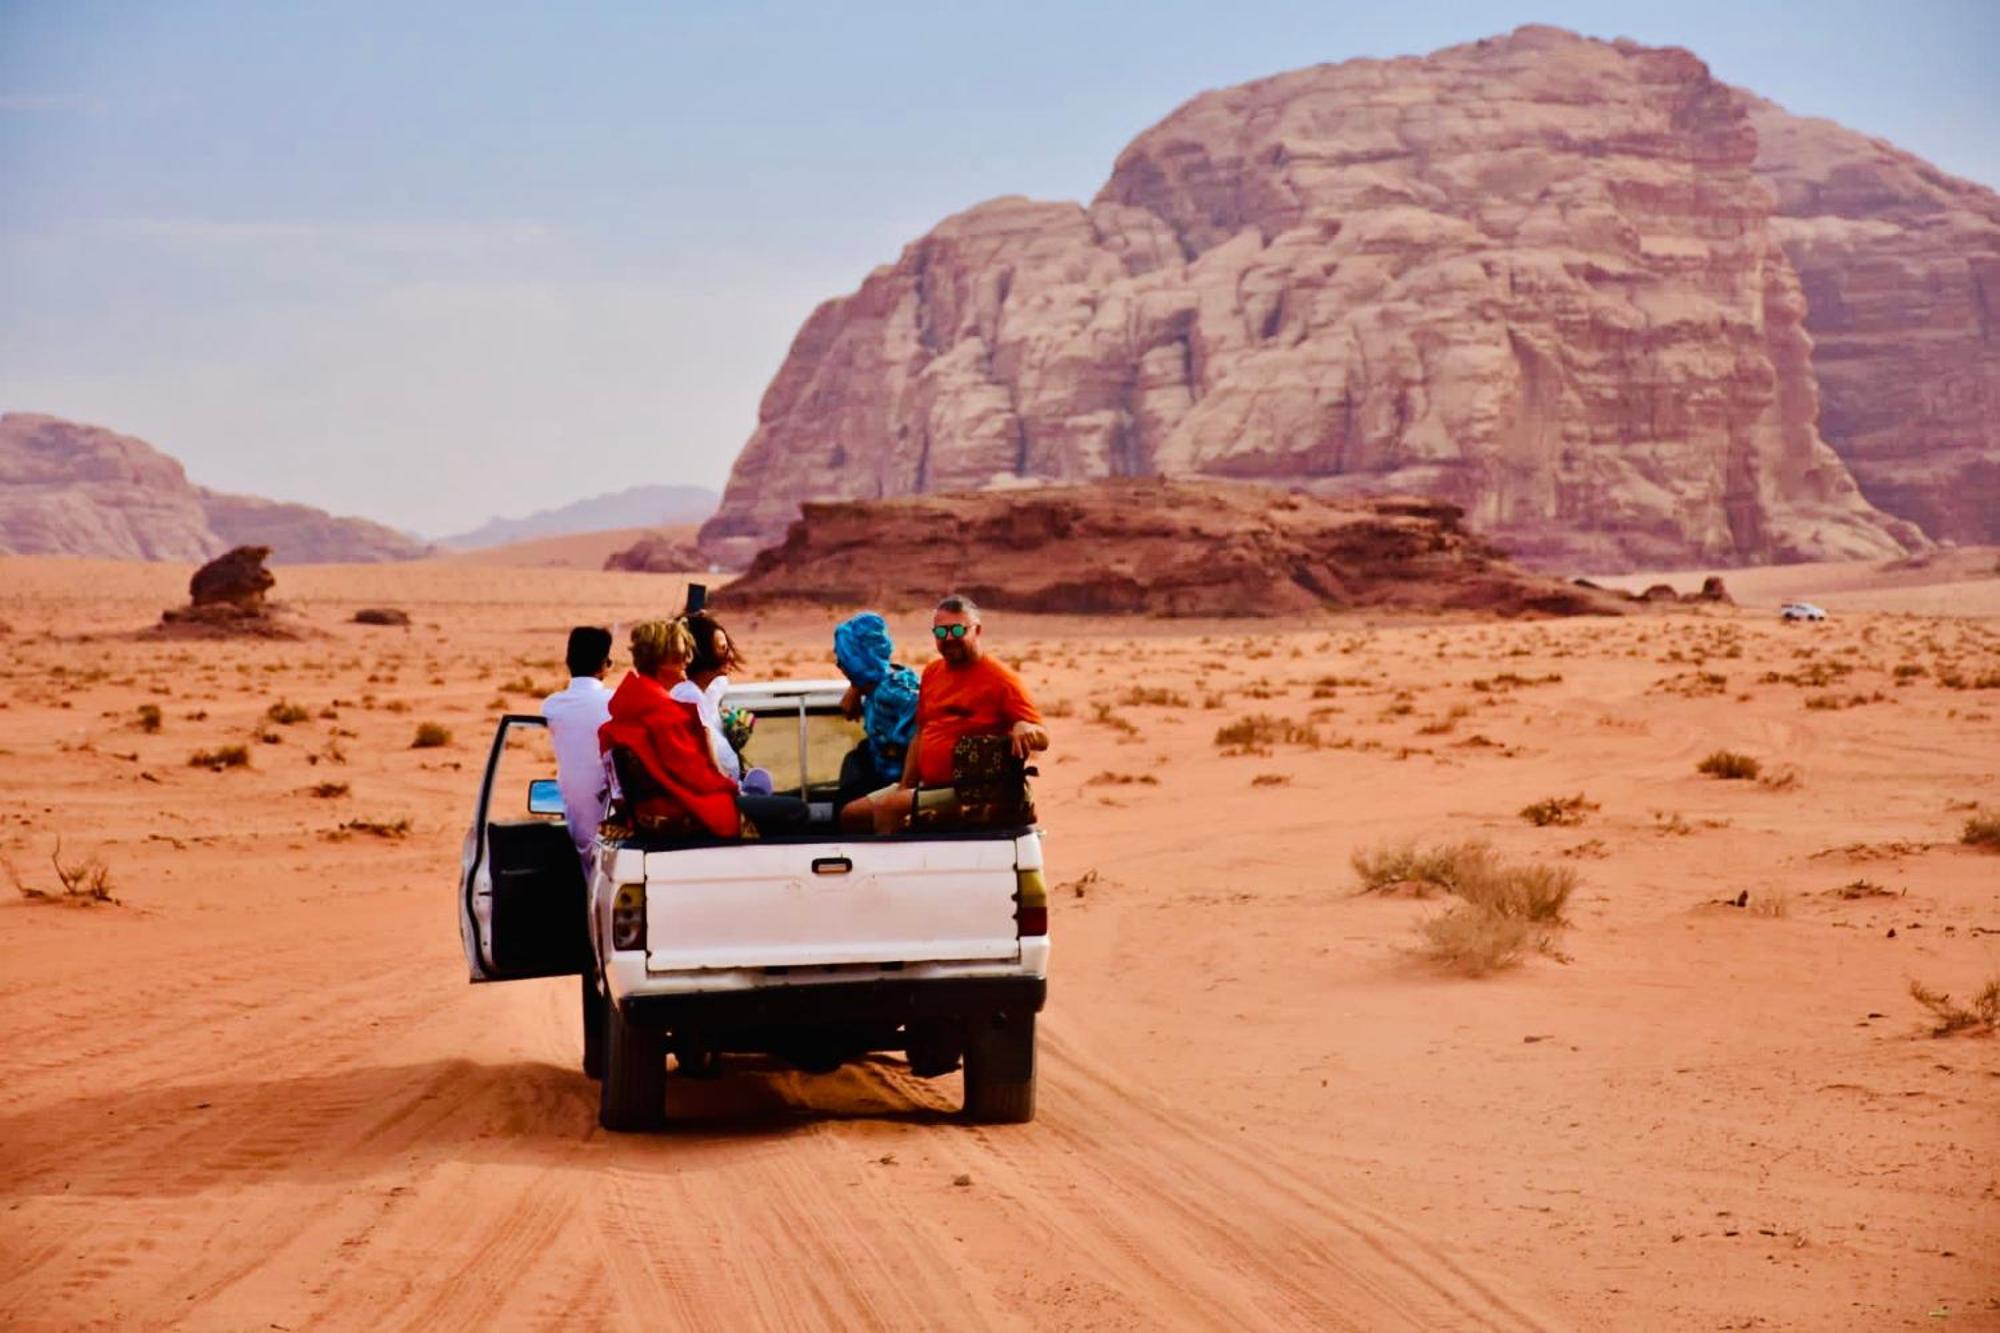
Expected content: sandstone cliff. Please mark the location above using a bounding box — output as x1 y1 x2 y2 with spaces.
720 479 1629 618
1743 96 2000 545
700 26 1925 572
0 413 430 564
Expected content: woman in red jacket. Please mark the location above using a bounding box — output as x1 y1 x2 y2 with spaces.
599 619 804 836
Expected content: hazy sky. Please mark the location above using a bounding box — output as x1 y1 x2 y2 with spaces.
3 1 1995 536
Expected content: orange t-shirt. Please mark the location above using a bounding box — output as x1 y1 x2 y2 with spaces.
912 655 1042 786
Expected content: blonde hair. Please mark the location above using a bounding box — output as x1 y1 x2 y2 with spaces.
629 618 694 676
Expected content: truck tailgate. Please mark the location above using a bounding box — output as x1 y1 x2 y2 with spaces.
642 839 1022 970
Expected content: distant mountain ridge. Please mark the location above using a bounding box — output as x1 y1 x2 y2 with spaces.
0 413 431 563
439 484 718 550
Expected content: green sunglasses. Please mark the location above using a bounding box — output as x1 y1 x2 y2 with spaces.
931 624 972 640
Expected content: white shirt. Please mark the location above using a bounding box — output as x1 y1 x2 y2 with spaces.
670 674 741 783
542 676 614 858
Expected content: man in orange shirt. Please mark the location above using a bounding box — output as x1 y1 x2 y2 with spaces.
841 594 1050 834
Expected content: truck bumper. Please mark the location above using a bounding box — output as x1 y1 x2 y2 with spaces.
618 976 1046 1031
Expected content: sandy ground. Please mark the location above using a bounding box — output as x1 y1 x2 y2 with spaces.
1 555 1996 1331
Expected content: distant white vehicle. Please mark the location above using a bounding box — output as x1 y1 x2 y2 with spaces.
1780 602 1827 622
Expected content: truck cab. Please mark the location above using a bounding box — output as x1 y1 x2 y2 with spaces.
458 679 1048 1132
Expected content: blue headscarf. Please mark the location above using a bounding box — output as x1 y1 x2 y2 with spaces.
834 611 919 780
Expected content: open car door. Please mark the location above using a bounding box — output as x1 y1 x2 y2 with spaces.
458 714 591 983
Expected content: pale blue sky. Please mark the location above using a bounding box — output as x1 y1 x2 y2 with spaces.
2 1 1994 534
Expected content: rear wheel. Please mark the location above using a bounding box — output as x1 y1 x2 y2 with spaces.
599 996 665 1131
962 1012 1036 1124
580 971 606 1081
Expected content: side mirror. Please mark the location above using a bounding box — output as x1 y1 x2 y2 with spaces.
527 778 565 817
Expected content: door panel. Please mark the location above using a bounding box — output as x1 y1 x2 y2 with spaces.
462 715 590 982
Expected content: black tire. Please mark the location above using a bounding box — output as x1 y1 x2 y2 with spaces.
581 971 606 1081
598 995 666 1132
962 1012 1036 1124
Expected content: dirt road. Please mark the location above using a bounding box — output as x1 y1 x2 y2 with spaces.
2 558 1995 1329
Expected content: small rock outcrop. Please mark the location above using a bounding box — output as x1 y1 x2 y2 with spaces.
720 479 1628 618
189 545 275 608
0 413 430 563
700 27 1924 573
155 546 300 638
603 533 705 573
352 607 411 626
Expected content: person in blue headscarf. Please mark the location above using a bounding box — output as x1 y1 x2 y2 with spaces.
832 611 920 808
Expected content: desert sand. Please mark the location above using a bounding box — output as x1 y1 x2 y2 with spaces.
1 554 1996 1330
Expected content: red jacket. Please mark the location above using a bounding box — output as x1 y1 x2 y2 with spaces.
598 672 741 837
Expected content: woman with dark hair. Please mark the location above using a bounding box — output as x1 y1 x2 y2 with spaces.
673 612 756 786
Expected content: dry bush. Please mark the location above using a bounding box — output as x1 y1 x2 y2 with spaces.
498 674 539 695
410 722 452 749
1250 773 1291 787
1118 685 1189 708
1214 713 1320 754
309 781 351 798
1697 750 1761 780
188 744 250 771
1351 839 1493 894
1908 979 2000 1037
11 842 118 906
1519 794 1597 827
1962 811 2000 851
1416 905 1537 977
332 817 411 839
135 703 163 733
265 700 311 725
1087 771 1158 787
1757 765 1803 792
1089 703 1139 736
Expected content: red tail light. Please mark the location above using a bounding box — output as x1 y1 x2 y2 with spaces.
1017 905 1048 937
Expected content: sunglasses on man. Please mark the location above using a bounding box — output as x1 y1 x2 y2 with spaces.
932 624 972 640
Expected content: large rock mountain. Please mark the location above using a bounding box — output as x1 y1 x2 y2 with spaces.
1745 98 2000 545
700 26 1969 571
0 413 430 563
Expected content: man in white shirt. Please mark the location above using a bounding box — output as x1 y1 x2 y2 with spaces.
542 626 615 876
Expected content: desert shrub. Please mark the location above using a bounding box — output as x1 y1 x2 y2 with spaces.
352 607 410 626
1250 773 1291 787
135 703 163 733
1351 839 1494 895
498 674 539 695
410 722 452 749
1090 703 1138 736
1697 750 1761 780
335 817 411 839
309 781 351 798
1416 904 1537 977
188 744 250 771
1087 771 1158 787
1519 794 1597 827
1961 811 2000 851
1214 713 1319 754
1454 861 1577 924
1118 685 1189 708
265 700 310 725
1908 979 2000 1037
11 842 118 906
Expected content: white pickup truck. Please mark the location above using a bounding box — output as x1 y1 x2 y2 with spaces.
457 679 1049 1132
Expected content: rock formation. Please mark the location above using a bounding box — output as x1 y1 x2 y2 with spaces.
603 532 705 573
0 413 431 563
199 490 429 564
1743 96 2000 545
0 414 218 561
154 545 302 638
700 26 1933 572
720 479 1629 618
